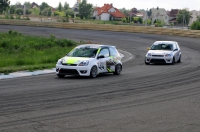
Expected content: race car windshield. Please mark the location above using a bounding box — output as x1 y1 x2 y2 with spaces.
150 44 173 51
67 47 98 58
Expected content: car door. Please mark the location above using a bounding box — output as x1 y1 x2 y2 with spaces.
174 43 180 62
97 48 110 73
107 47 119 72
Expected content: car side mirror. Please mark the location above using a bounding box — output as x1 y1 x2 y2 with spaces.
147 47 150 51
97 55 105 59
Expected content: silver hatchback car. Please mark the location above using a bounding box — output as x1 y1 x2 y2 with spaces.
145 41 181 65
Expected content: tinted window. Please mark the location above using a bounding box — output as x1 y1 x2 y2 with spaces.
98 48 109 57
151 44 173 51
67 47 98 58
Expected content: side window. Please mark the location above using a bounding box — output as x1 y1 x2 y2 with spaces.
174 43 178 50
98 48 109 57
109 47 118 57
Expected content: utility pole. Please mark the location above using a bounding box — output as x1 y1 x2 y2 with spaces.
23 4 26 17
146 8 148 26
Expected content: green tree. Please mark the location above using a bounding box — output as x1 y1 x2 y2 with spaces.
15 8 23 15
147 9 152 17
138 17 143 24
177 9 191 25
25 9 31 15
197 15 200 21
40 2 49 11
0 0 10 14
66 9 74 17
41 7 52 16
190 21 200 30
24 1 31 9
79 0 92 19
31 7 40 15
9 5 16 14
64 1 69 11
57 2 63 12
133 17 138 23
119 8 129 16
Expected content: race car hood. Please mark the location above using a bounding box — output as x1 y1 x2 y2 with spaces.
62 57 91 64
148 50 172 55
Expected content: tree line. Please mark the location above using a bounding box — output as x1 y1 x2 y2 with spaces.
0 0 200 29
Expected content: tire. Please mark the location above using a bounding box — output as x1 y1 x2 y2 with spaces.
177 55 181 63
57 74 65 78
145 61 150 65
90 66 98 78
171 57 175 65
114 64 122 75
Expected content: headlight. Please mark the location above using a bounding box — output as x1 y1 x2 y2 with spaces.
165 54 171 57
78 60 89 66
147 53 152 57
57 59 63 64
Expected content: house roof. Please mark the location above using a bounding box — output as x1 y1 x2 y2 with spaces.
31 2 39 8
95 4 126 18
167 9 179 17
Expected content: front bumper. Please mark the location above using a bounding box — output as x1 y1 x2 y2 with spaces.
145 57 173 64
56 64 91 76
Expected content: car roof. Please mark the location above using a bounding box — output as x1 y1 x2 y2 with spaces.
153 41 177 45
77 44 116 48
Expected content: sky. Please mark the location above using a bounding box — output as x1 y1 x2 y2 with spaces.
10 0 200 11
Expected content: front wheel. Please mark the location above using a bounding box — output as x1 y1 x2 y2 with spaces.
171 57 175 65
90 66 98 78
145 61 150 65
177 55 181 63
113 64 122 75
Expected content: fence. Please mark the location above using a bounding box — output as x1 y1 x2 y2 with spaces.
0 19 200 38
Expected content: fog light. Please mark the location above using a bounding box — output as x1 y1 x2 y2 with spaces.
56 68 59 72
80 70 87 74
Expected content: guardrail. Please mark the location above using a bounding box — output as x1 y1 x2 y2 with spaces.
0 19 200 38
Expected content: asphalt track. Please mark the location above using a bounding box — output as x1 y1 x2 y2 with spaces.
0 25 200 132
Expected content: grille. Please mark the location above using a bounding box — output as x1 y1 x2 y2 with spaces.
62 63 77 66
152 55 164 57
59 69 79 75
150 59 166 63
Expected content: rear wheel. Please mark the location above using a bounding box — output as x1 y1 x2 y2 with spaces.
114 64 122 75
90 66 98 78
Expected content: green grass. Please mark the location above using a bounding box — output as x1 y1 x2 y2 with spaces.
0 30 78 74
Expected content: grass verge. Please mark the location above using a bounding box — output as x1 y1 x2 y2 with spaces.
0 30 78 74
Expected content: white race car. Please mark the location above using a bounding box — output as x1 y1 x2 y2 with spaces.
56 44 122 78
145 41 181 65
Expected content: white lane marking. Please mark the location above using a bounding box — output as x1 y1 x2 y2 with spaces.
118 50 134 63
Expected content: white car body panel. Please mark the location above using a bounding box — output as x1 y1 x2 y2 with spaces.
145 41 181 64
56 44 122 77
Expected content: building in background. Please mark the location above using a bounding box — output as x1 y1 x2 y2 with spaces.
72 0 81 13
150 7 169 25
189 10 200 25
167 9 179 25
93 4 126 21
